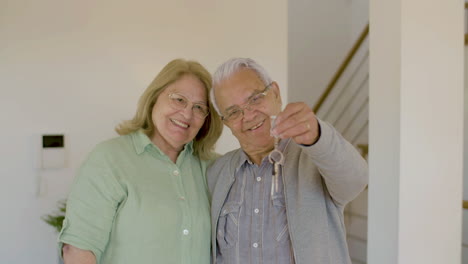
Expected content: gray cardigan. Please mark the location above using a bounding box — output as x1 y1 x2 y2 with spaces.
207 120 369 264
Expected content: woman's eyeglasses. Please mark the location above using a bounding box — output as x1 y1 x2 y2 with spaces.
168 93 209 119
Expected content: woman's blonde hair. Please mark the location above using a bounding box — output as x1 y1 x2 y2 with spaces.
116 59 223 160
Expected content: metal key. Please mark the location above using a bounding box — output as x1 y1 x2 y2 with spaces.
274 160 280 193
269 116 284 197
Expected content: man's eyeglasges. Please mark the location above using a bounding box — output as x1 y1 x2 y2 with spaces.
221 83 273 122
168 93 209 119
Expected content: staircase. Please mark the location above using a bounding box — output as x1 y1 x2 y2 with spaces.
313 24 369 264
315 3 468 261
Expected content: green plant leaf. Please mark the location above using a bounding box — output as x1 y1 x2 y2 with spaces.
42 200 66 233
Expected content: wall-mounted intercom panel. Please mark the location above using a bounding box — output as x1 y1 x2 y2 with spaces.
39 134 66 169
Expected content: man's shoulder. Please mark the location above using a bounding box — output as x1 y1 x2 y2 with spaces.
206 148 242 193
209 148 241 173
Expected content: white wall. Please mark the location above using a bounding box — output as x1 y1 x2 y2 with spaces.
288 0 348 107
463 2 468 264
463 43 468 264
288 0 369 109
351 0 370 40
368 0 464 263
0 1 287 263
465 39 468 204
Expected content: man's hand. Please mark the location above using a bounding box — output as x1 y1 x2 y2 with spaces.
271 102 319 146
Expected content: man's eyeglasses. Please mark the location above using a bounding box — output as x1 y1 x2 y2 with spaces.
168 93 209 119
221 83 273 123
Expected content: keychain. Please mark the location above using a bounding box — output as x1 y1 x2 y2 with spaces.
268 115 284 198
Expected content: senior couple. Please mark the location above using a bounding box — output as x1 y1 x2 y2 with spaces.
58 58 368 264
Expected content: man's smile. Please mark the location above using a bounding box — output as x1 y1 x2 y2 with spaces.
246 119 265 131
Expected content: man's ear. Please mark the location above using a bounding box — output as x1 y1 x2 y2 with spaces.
270 82 282 105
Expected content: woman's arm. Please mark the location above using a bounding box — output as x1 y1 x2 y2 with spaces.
58 144 127 262
62 243 96 264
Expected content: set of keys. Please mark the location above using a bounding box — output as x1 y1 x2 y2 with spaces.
268 115 284 198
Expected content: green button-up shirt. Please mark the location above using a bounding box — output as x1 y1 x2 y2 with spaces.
58 131 211 264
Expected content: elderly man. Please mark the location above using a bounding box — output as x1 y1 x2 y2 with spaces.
208 57 368 264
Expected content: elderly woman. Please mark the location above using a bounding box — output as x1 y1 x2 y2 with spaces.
58 59 223 264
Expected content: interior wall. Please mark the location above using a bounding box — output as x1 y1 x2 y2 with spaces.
464 3 468 213
463 42 468 264
288 0 366 108
0 1 287 263
351 0 370 39
463 2 468 264
368 0 464 262
288 0 369 109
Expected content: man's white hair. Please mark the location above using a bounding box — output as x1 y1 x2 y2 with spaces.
210 58 273 116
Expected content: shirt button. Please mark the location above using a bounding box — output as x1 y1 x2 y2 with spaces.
180 196 185 200
183 229 189 235
173 170 180 176
253 243 258 248
254 208 259 214
256 177 261 182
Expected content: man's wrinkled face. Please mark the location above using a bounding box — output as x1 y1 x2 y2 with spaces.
215 69 282 152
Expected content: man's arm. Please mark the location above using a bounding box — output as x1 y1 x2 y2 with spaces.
302 119 368 205
272 102 368 205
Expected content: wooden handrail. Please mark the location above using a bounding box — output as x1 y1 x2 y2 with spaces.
313 24 370 113
465 4 468 44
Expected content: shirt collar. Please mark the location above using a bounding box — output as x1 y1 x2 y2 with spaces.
235 138 291 171
182 141 194 155
132 130 153 155
131 130 194 156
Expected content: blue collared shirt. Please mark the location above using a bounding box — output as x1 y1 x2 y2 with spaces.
216 138 294 264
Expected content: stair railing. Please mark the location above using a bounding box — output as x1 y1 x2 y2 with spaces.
313 24 369 113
